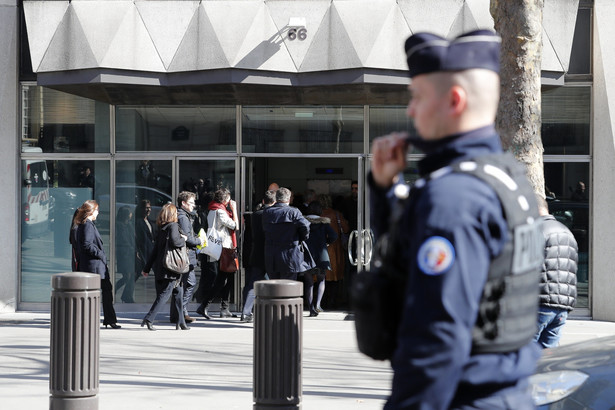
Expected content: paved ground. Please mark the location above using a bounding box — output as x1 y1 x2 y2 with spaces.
1 310 614 410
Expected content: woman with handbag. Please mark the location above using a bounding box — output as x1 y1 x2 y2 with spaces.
141 203 190 331
196 188 239 319
304 201 338 316
72 200 120 329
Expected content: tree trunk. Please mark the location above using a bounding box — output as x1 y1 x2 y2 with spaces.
491 0 545 198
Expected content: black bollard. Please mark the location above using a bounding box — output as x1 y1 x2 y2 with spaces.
253 279 303 409
50 272 101 410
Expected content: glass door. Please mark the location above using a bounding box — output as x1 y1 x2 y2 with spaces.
241 155 370 310
176 157 238 311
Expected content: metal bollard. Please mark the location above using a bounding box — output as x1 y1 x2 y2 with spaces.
50 272 101 410
253 279 303 409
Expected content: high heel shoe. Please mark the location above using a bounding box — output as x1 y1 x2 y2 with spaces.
141 319 156 331
104 323 121 329
176 323 190 330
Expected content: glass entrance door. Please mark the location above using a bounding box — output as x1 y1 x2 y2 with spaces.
176 157 238 312
241 155 372 310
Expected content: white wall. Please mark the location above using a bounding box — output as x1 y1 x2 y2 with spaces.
0 0 19 312
591 0 615 321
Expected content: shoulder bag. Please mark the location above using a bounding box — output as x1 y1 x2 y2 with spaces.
202 211 223 260
219 247 239 273
163 230 190 275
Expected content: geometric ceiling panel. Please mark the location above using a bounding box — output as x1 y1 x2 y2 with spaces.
136 0 200 69
22 1 68 71
266 0 330 71
299 3 362 72
23 0 581 78
168 6 229 71
100 5 166 71
365 4 412 70
38 6 98 72
202 1 264 68
398 0 464 36
335 0 399 64
543 0 580 72
71 1 132 64
542 26 565 72
233 2 296 71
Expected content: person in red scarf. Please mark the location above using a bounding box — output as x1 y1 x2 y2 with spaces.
196 188 239 319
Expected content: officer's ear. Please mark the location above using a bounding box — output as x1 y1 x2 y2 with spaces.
449 85 467 116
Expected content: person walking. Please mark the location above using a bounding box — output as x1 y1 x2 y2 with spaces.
141 203 189 331
262 187 312 280
534 195 578 348
368 30 542 408
303 200 337 316
195 188 239 319
240 190 276 322
71 200 120 329
171 191 204 324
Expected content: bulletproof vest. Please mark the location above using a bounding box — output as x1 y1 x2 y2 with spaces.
445 153 542 354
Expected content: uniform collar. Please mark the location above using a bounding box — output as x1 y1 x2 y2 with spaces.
417 125 502 176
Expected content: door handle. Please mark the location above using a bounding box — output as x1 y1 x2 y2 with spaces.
348 230 358 266
362 229 374 266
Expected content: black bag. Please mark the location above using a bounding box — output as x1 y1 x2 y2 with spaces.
351 258 406 360
163 234 190 275
351 195 409 361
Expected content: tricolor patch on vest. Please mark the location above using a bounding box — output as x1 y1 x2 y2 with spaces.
417 236 455 275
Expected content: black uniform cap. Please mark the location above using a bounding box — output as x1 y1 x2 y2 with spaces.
405 29 501 78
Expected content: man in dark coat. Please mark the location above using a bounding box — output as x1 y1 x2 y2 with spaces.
262 187 312 280
240 189 276 322
534 195 578 348
171 191 204 323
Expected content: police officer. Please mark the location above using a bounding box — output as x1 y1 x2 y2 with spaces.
370 30 541 409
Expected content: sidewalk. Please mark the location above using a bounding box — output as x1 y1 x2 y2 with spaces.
1 311 614 410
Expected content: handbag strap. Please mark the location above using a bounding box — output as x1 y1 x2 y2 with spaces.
335 212 344 233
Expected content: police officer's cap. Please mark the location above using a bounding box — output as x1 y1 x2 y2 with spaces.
405 29 501 78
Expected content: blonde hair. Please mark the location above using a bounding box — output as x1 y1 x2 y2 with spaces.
157 203 178 227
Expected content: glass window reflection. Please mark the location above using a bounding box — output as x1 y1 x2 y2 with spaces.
116 106 236 152
114 160 173 304
21 160 110 302
242 106 364 154
542 86 590 155
21 85 110 153
544 162 589 309
369 106 420 154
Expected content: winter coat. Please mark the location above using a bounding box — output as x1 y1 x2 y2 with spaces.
539 214 578 311
249 207 268 270
205 206 237 262
262 203 311 274
321 207 349 281
75 219 108 278
304 215 338 270
143 222 186 281
178 208 199 266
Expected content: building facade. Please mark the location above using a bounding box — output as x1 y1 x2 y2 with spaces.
2 0 610 319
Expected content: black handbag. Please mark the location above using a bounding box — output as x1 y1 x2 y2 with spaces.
163 233 190 275
351 193 410 361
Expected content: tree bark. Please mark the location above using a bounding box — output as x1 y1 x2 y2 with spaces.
491 0 545 197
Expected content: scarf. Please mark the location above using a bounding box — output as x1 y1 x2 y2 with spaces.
208 201 237 248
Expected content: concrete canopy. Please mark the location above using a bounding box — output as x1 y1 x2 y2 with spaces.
23 0 580 98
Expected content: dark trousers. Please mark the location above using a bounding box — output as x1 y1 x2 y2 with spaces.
101 274 118 325
198 261 234 311
242 266 266 303
195 259 218 304
144 278 185 326
170 268 196 321
269 271 298 281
